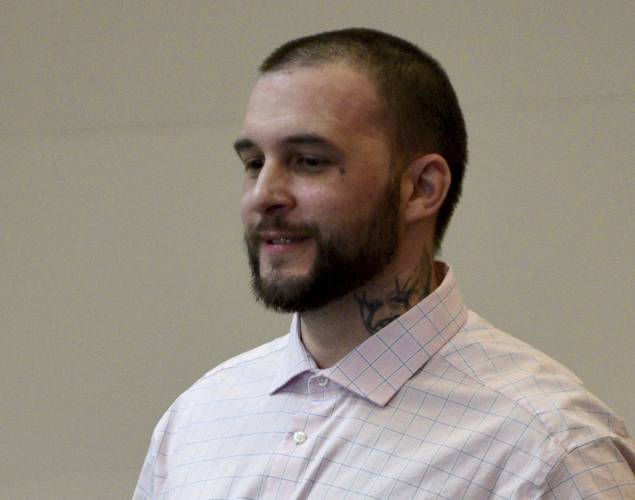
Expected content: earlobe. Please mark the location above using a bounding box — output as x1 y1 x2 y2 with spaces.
403 154 451 223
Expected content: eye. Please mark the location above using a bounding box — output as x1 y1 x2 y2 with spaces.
295 156 330 169
243 157 264 172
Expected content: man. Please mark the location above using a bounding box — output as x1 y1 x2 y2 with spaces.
134 28 634 499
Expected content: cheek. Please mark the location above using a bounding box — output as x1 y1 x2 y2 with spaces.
302 187 343 220
239 194 252 226
306 182 378 224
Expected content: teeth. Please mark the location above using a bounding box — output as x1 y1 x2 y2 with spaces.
272 237 293 244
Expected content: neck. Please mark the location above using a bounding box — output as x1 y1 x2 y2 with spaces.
300 252 437 368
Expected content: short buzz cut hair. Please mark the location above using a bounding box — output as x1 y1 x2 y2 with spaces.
260 28 468 251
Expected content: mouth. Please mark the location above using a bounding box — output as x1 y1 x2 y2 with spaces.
259 229 311 245
258 231 312 256
265 236 310 245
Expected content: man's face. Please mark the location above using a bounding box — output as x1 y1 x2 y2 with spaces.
236 62 402 312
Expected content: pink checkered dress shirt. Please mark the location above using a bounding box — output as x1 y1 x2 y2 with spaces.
134 264 635 499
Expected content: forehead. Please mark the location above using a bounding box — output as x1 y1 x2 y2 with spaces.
240 63 387 145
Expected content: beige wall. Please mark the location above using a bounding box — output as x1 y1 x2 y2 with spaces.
2 1 633 498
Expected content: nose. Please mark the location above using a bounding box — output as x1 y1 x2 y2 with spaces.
245 160 295 217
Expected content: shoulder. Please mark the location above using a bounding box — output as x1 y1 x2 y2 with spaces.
200 333 288 380
441 311 630 444
134 334 290 498
178 333 289 405
144 334 289 453
154 334 289 432
432 311 634 490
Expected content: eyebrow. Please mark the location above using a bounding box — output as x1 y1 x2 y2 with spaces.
233 138 256 154
281 134 332 147
233 134 338 154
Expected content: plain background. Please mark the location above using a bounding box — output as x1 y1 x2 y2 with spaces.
2 1 633 498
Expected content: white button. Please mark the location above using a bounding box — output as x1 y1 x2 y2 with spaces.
293 431 307 444
317 377 328 387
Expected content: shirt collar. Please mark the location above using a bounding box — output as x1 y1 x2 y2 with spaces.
269 262 468 406
268 313 318 393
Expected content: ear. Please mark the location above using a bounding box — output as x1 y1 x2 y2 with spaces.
401 153 451 224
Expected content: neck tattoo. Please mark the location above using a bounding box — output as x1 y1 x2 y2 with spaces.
354 257 433 335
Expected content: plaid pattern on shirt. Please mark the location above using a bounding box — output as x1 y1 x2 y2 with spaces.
134 264 635 499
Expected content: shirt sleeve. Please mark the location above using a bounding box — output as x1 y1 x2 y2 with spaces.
132 409 172 500
538 436 635 499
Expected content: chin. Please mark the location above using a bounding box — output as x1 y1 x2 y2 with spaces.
260 259 314 282
254 275 316 313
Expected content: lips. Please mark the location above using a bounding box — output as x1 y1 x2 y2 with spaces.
270 237 300 244
255 231 312 258
260 231 310 245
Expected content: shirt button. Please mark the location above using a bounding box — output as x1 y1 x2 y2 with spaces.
317 376 329 387
293 431 307 444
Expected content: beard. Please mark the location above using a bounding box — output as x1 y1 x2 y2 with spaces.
244 176 401 313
